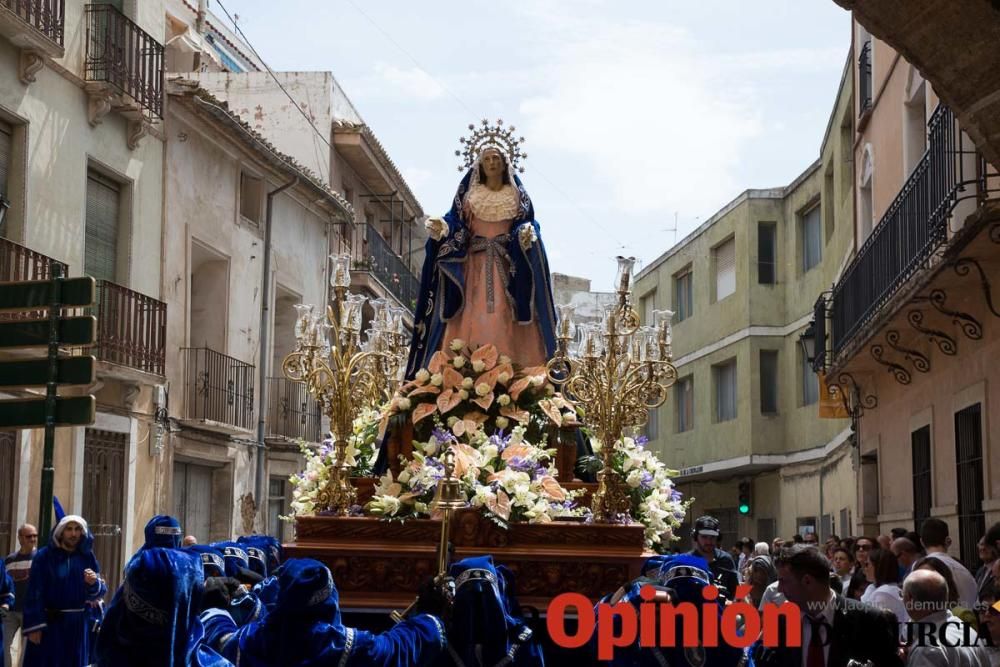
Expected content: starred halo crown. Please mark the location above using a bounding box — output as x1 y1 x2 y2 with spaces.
455 118 527 173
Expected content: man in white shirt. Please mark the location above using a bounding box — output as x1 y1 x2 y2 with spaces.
902 569 991 666
920 519 979 609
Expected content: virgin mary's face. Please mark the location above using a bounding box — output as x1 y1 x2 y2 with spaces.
480 149 505 178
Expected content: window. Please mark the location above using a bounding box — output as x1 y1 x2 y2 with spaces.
85 170 121 283
797 516 817 537
759 350 778 414
757 223 776 285
911 426 932 531
955 404 985 568
645 407 658 441
839 508 851 538
240 171 264 225
269 477 288 540
675 376 693 433
640 292 655 326
714 360 737 422
714 238 735 301
801 204 822 272
904 76 928 175
801 347 819 406
860 146 874 240
674 268 693 321
0 120 10 237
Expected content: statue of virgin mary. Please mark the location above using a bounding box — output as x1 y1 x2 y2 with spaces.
404 121 558 377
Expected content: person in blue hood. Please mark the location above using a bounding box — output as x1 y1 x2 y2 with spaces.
96 547 232 667
236 535 281 575
22 514 108 667
211 542 262 586
201 557 446 666
184 545 227 579
437 555 544 667
141 515 184 551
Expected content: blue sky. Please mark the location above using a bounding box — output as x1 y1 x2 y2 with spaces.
220 0 851 289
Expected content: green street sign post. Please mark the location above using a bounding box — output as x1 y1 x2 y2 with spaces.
0 266 95 538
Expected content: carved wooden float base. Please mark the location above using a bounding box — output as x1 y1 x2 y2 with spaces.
286 509 652 611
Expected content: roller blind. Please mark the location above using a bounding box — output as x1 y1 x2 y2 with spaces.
715 238 735 300
85 171 120 283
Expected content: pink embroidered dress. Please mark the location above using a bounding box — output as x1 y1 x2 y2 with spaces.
441 182 548 366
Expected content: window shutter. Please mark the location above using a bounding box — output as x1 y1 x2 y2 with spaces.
802 351 819 405
85 172 120 283
803 206 822 271
715 239 735 300
757 223 776 284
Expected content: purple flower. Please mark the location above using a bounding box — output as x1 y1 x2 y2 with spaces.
640 471 654 489
432 428 454 445
635 435 649 448
670 489 683 502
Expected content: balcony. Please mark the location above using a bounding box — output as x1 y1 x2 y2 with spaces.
84 3 163 145
830 105 999 359
0 0 65 83
181 347 255 434
350 223 419 314
90 279 166 377
266 377 322 443
0 236 67 321
0 235 66 281
858 40 872 117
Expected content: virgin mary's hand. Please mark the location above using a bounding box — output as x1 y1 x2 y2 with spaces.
425 217 448 241
518 223 537 251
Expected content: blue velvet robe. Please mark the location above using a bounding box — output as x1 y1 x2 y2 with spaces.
22 532 108 667
201 559 446 666
405 169 558 379
96 548 232 667
436 555 544 667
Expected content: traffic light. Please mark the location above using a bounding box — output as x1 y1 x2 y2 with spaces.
738 480 752 515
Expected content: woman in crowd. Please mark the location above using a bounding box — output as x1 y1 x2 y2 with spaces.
861 547 908 637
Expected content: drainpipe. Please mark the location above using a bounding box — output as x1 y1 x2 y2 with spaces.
255 176 298 533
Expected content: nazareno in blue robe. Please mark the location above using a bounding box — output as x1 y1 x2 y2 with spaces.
200 558 446 666
96 547 232 667
22 515 108 667
435 555 545 667
404 165 559 380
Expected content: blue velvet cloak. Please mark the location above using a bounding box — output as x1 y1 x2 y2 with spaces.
96 548 232 667
201 558 446 666
405 168 558 379
22 519 108 667
437 555 544 667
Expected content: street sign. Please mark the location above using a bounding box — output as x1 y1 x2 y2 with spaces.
0 276 95 311
0 395 95 429
0 356 95 388
0 316 96 347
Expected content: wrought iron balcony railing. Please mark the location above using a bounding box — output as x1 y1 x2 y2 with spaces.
266 377 322 442
351 223 419 313
90 279 166 376
182 347 255 431
831 105 999 357
859 40 872 116
0 0 65 47
0 236 68 321
84 3 163 119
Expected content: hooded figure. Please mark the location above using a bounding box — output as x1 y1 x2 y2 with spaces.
201 558 446 666
211 543 262 586
236 535 282 575
438 555 544 667
96 548 232 667
592 554 749 667
22 515 108 667
141 515 183 551
184 545 226 579
243 547 268 579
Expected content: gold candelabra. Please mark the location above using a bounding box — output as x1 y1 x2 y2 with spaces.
283 254 409 516
546 256 677 522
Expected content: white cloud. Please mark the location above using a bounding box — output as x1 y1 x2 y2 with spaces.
514 16 764 215
374 63 445 100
